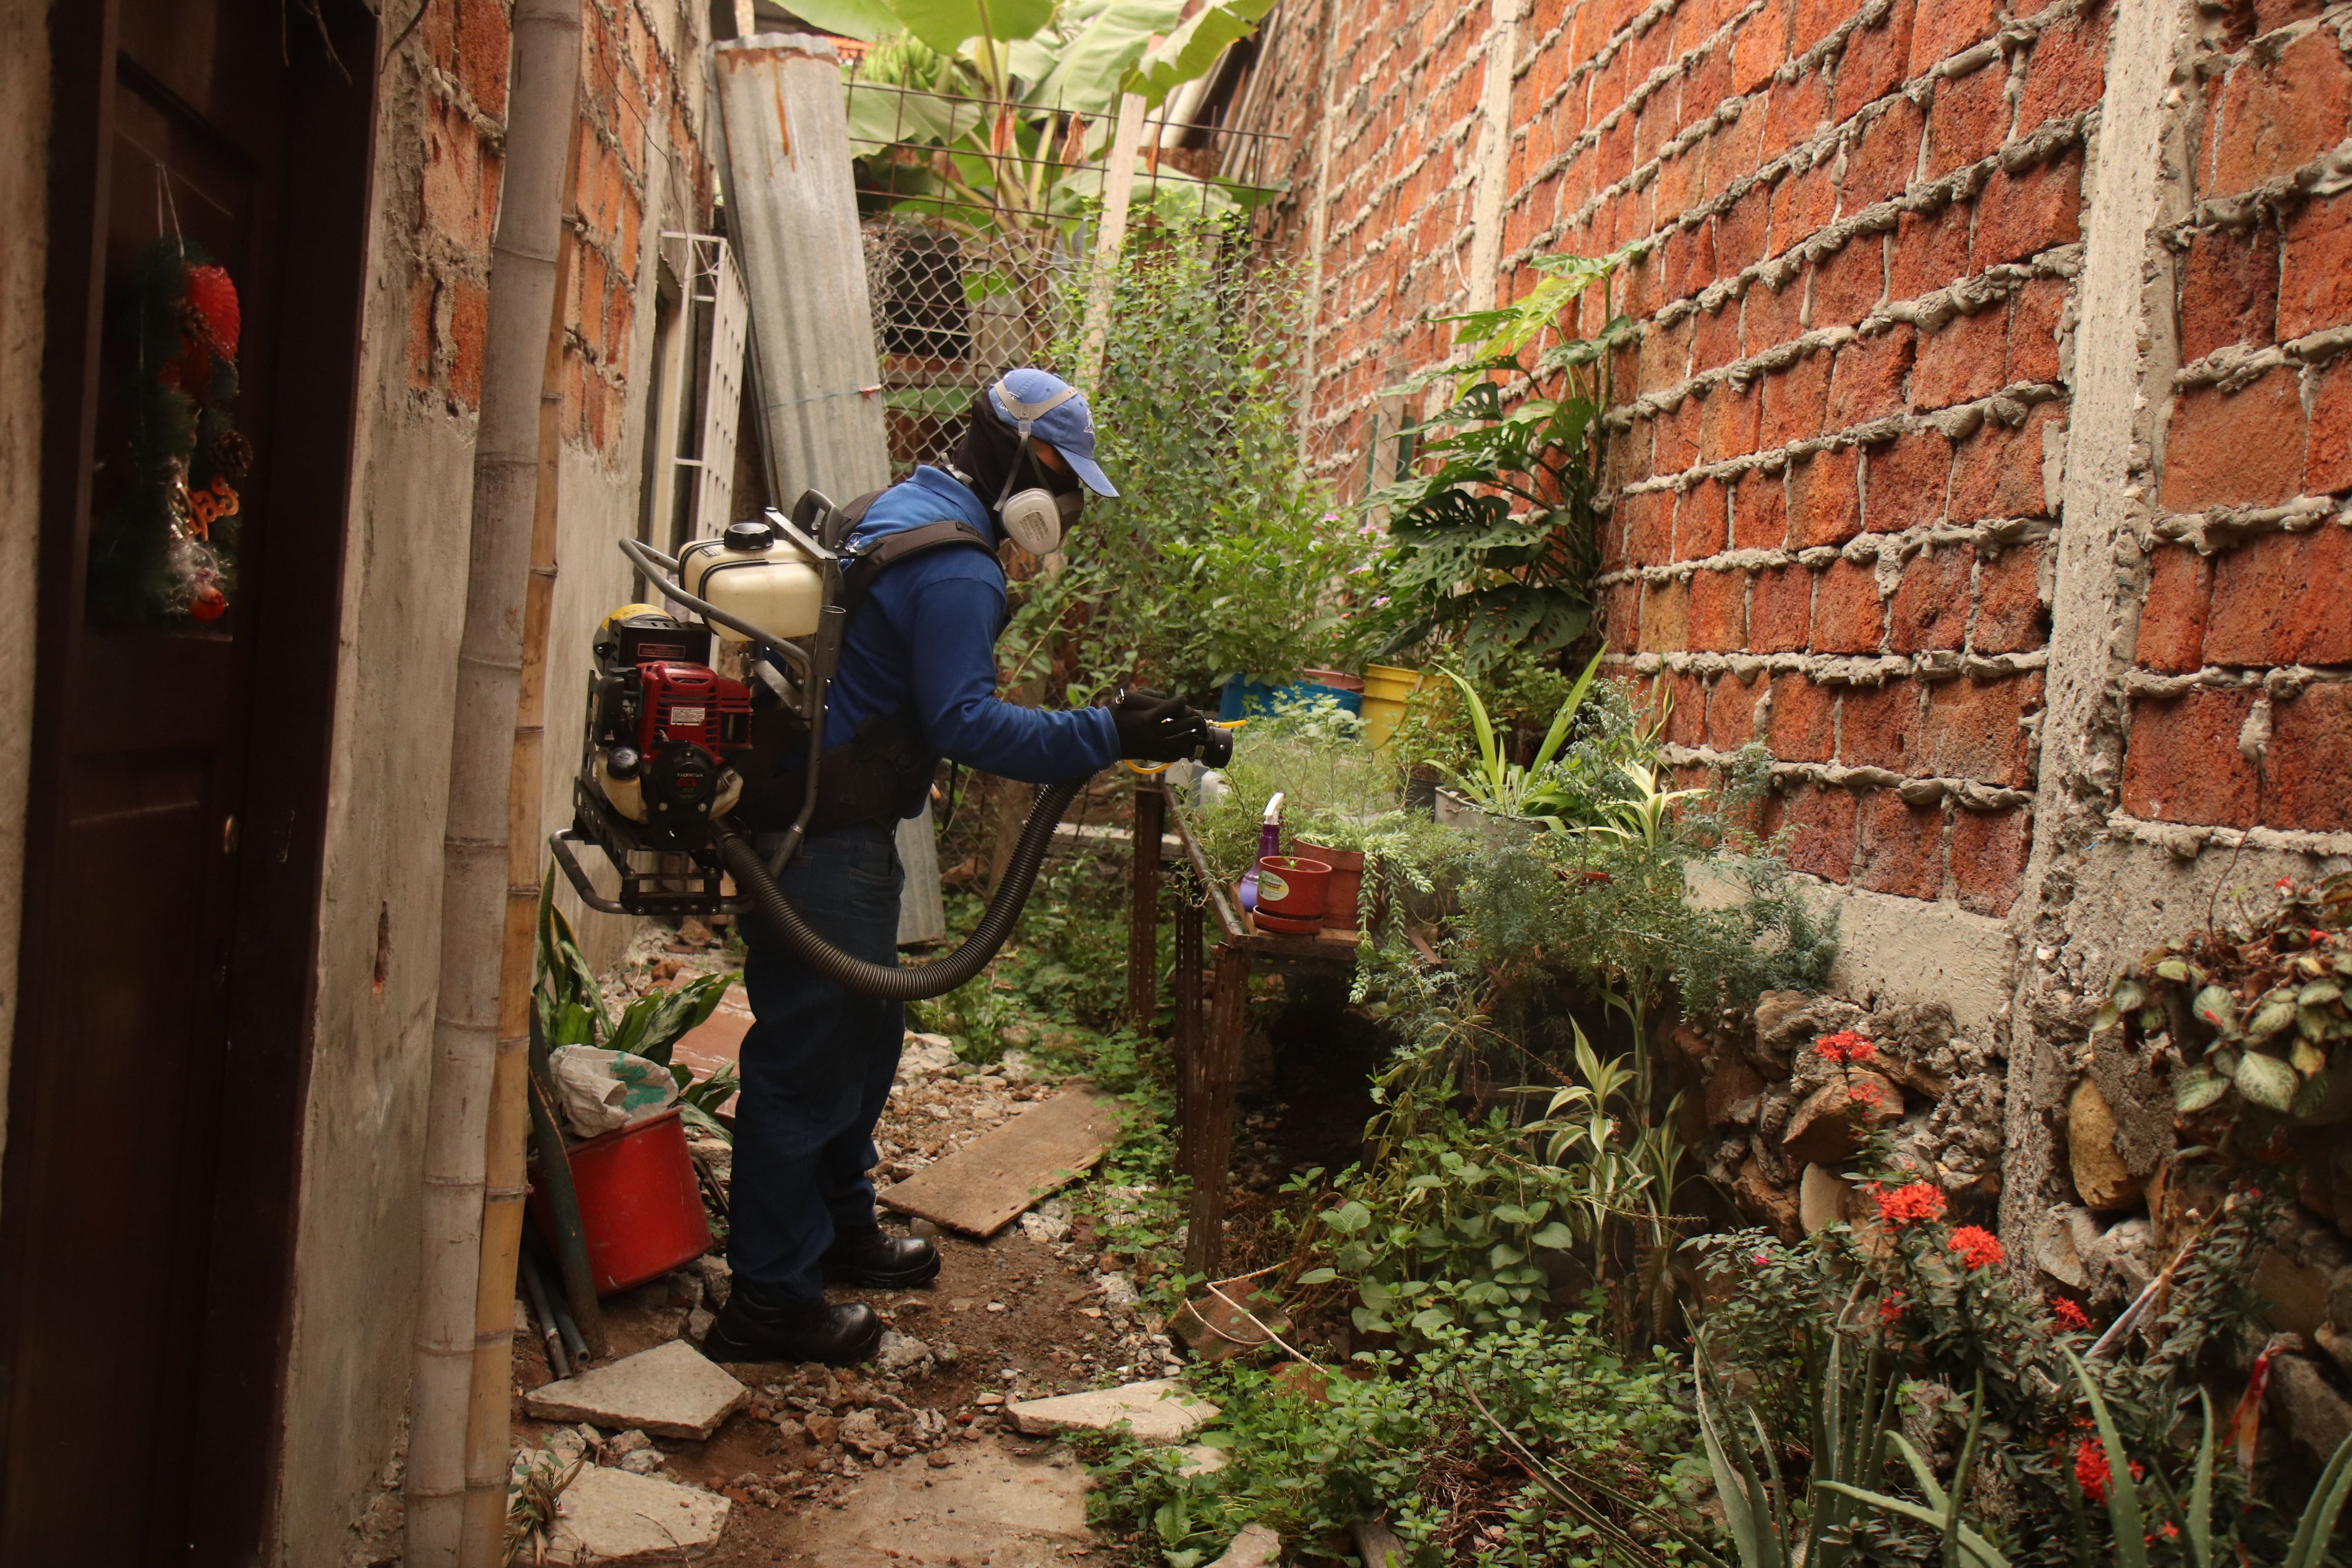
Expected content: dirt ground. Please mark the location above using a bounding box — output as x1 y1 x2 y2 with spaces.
504 923 1192 1561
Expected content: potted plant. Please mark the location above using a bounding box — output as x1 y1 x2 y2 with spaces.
1294 808 1370 933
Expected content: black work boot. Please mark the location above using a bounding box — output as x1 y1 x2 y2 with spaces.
822 1228 941 1289
700 1280 883 1366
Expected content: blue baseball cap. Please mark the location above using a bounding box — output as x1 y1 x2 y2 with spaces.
986 367 1119 498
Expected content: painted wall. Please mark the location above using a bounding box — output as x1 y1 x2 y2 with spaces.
0 0 48 1203
276 1 713 1557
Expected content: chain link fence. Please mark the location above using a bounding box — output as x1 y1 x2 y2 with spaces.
839 68 1302 477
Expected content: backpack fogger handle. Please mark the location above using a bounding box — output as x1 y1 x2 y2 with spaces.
550 530 1095 1001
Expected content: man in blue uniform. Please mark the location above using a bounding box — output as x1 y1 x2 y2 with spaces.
703 368 1211 1365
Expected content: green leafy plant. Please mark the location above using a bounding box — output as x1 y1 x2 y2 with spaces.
1828 1356 2352 1568
1360 251 1634 675
1428 648 1605 827
532 875 738 1139
822 0 1279 242
996 223 1364 703
2097 873 2352 1132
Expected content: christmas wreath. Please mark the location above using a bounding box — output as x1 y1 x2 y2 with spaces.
89 238 248 625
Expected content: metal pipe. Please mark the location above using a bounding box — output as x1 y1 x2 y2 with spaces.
518 1248 569 1381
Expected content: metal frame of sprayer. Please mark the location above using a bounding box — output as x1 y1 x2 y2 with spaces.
548 490 849 918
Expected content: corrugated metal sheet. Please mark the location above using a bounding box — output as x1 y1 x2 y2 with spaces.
715 34 944 945
713 34 894 513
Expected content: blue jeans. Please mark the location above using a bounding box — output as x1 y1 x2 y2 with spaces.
728 822 904 1305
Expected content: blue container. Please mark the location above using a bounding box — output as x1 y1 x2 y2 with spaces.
1219 674 1365 721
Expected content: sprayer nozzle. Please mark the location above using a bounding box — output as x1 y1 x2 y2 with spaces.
1199 724 1235 768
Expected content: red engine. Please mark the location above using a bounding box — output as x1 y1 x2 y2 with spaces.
580 613 756 847
636 660 754 763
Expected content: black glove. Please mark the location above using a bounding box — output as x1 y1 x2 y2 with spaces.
1110 689 1209 763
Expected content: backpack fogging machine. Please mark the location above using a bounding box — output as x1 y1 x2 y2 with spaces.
548 491 1230 1001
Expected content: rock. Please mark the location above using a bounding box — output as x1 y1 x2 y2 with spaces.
685 1307 715 1344
805 1413 842 1444
1799 1165 1850 1236
541 1465 728 1564
2081 1217 2155 1307
1208 1523 1283 1568
2035 1206 2101 1290
901 1032 958 1076
1869 1002 1959 1096
1732 1156 1801 1242
2269 1354 2352 1470
1754 993 1865 1072
1353 1517 1409 1568
1175 1443 1228 1477
605 1429 652 1457
1020 1210 1071 1245
2067 1079 2144 1210
697 1254 732 1310
1097 1272 1140 1309
876 1331 932 1375
998 1049 1034 1083
545 1426 590 1465
910 1217 943 1240
616 1447 665 1475
2253 1251 2334 1338
664 1270 704 1309
2318 1325 2352 1381
1781 1072 1904 1167
840 1409 892 1457
1005 1378 1219 1444
523 1340 749 1440
1705 1058 1767 1129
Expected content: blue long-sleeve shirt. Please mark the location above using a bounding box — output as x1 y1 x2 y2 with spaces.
815 466 1118 806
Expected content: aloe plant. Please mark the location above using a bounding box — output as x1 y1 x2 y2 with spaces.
1825 1350 2352 1568
1430 647 1605 828
1695 1312 1905 1568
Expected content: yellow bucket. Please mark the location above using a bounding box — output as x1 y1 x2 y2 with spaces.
1360 664 1423 754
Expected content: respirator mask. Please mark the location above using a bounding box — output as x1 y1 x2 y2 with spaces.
990 378 1086 555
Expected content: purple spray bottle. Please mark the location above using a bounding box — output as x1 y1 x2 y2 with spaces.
1238 791 1284 912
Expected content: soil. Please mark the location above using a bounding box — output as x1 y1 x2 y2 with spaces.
507 930 1184 1561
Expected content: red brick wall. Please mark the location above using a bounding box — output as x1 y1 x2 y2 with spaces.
1254 0 2118 917
2122 9 2352 842
402 0 711 453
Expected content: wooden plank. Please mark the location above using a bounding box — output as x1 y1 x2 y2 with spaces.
1167 810 1248 941
877 1087 1122 1238
1174 879 1204 1182
1185 945 1252 1279
1127 785 1164 1026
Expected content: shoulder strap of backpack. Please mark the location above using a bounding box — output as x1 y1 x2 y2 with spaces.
837 518 997 616
820 489 889 550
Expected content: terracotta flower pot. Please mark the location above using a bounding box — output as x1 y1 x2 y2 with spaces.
1292 839 1364 932
1253 854 1331 934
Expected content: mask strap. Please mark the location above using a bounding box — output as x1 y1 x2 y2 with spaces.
989 378 1082 507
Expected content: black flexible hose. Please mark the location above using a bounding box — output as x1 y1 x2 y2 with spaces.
713 775 1089 1000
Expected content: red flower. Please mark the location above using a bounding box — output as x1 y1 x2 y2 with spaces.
1948 1226 2004 1270
1872 1182 1947 1228
2050 1297 2091 1332
1878 1291 1906 1324
1814 1031 1875 1065
1847 1080 1884 1107
2076 1438 2110 1504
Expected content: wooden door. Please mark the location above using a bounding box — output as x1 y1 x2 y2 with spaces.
0 0 377 1559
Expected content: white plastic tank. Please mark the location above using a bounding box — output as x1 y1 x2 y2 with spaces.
678 516 826 640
